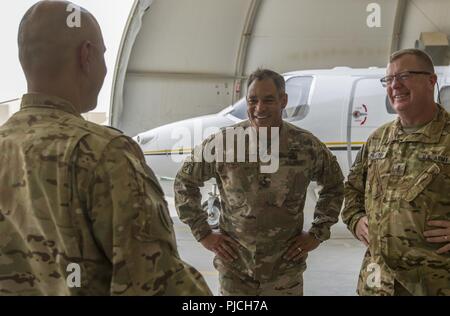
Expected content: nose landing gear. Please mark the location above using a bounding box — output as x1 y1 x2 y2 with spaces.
202 183 221 229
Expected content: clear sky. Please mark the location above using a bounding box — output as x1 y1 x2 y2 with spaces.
0 0 134 115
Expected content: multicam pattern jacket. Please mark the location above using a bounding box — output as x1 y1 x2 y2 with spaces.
175 120 344 281
343 105 450 296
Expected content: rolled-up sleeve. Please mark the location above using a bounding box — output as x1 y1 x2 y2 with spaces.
174 140 216 242
341 144 368 238
309 142 345 242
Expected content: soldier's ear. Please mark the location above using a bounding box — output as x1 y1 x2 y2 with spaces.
430 73 438 86
281 93 288 110
426 74 438 94
79 40 92 74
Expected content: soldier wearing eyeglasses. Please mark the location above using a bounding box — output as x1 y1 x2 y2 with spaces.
342 48 450 296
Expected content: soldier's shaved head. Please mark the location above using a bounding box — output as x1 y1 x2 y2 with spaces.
19 0 98 76
18 0 107 113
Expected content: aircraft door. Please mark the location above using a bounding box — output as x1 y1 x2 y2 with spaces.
348 78 395 166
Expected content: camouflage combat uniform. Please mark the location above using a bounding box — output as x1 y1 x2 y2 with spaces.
0 94 212 296
342 105 450 296
174 120 344 295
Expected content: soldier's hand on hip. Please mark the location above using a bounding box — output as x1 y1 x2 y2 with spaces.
284 231 320 262
200 231 239 262
424 220 450 254
356 216 369 247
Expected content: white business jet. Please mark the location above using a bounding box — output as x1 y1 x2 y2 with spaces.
134 66 450 227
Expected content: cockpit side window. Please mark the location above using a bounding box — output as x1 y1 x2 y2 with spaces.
230 98 248 120
439 86 450 112
283 76 313 121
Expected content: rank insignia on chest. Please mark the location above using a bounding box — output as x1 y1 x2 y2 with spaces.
391 162 406 176
258 175 271 188
182 162 194 175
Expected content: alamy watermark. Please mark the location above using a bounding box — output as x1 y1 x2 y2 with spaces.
66 263 81 288
366 3 381 28
65 3 381 30
170 121 280 173
366 262 381 289
66 3 81 28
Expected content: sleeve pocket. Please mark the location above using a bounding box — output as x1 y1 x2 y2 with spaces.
123 152 176 242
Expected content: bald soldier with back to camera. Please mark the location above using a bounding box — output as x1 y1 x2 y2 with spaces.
342 48 450 296
0 0 211 296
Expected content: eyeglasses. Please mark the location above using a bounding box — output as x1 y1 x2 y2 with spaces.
380 70 432 87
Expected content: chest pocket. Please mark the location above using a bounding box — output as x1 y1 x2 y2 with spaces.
216 162 258 209
276 156 310 212
124 152 175 243
404 163 440 202
406 159 450 223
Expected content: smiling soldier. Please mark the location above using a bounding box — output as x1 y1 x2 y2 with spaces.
175 68 344 296
342 48 450 296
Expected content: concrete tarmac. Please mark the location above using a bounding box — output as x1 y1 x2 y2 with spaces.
161 178 366 296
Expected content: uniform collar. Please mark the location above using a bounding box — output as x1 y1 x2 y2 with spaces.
240 119 288 153
241 120 287 137
389 104 447 144
20 93 83 118
279 121 290 153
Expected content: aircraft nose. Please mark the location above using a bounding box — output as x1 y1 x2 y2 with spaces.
137 133 157 146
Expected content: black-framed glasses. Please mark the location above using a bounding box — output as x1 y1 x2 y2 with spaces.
380 70 432 87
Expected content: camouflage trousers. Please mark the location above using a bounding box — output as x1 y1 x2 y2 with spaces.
218 268 303 296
